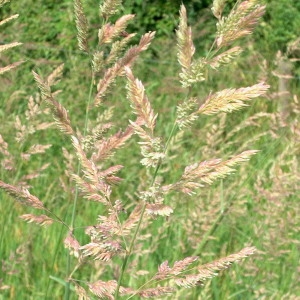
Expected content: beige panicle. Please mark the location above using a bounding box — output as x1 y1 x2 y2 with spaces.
216 1 266 48
176 5 207 88
155 256 199 280
95 31 155 106
209 46 243 70
74 283 91 300
88 280 135 298
98 14 134 45
64 231 81 258
19 214 54 226
105 33 136 66
99 0 122 19
163 150 258 194
0 11 24 74
125 66 157 132
74 0 89 52
91 126 134 162
198 82 270 115
0 180 44 209
32 70 74 135
212 0 227 19
176 5 195 71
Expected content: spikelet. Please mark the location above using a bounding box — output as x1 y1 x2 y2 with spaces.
80 240 122 261
176 5 195 71
91 126 133 162
155 256 199 280
19 214 54 226
209 46 243 70
138 286 175 298
212 0 227 19
146 203 173 217
0 180 44 209
198 82 270 115
0 42 22 54
176 97 198 129
74 283 91 300
98 14 134 45
99 0 122 19
74 0 89 52
88 280 117 299
216 1 266 48
0 0 10 7
95 31 155 106
0 134 14 170
164 150 258 194
125 67 157 132
32 70 74 135
176 5 206 88
64 231 81 258
106 33 136 65
0 11 24 74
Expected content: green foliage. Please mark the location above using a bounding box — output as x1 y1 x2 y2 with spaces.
258 0 300 54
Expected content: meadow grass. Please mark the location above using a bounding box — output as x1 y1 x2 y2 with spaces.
0 0 299 299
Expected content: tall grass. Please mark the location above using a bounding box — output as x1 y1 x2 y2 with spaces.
0 0 299 299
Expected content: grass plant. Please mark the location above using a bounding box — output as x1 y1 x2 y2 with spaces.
0 0 299 299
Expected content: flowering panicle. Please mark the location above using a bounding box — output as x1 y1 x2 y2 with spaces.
163 150 258 194
98 15 134 45
176 97 199 129
0 7 24 74
0 134 14 170
95 31 155 106
176 5 195 73
198 82 270 115
0 180 44 209
212 0 227 19
99 0 122 19
32 69 74 135
74 0 89 52
91 126 133 162
216 1 266 48
19 214 54 226
64 232 81 258
176 5 207 88
71 136 115 204
155 256 199 280
209 46 243 70
125 67 164 167
105 33 136 66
